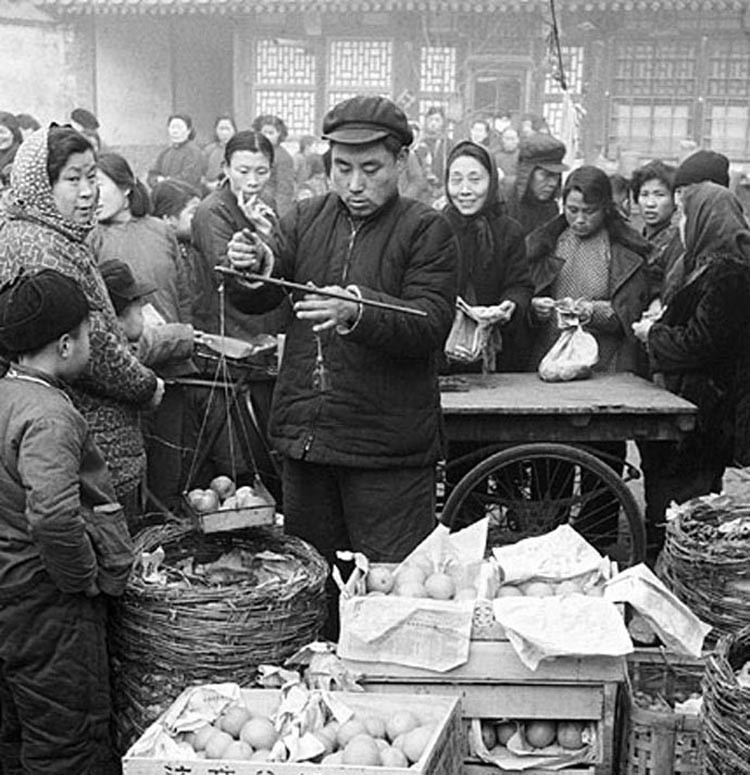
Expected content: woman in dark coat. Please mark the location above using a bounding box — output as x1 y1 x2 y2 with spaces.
633 182 750 563
526 166 650 551
147 114 207 192
442 140 533 373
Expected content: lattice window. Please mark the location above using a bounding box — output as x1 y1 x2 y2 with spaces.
420 46 457 94
610 102 690 158
326 91 390 111
706 104 750 159
256 40 316 86
253 39 317 136
255 90 316 138
703 39 750 159
544 46 584 95
613 41 696 97
543 102 563 138
328 40 392 90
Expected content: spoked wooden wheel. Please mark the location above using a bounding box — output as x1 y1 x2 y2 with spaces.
441 442 645 567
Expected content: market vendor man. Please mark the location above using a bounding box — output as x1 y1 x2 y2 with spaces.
226 95 458 637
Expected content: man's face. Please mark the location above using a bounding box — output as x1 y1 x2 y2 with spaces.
330 142 404 218
638 177 674 228
529 167 561 202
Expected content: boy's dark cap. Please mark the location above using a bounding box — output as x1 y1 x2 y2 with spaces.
322 95 413 147
99 259 157 305
0 269 90 354
70 107 100 131
519 133 569 173
674 150 730 189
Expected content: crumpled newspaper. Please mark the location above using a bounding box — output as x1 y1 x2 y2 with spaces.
127 682 241 757
492 525 611 584
604 563 712 658
492 594 632 670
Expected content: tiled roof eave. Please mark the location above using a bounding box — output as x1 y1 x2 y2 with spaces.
33 0 747 14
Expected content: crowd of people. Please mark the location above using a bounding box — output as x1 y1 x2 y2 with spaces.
2 94 750 771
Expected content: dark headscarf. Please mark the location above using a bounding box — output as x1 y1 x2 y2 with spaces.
682 182 750 269
443 140 503 295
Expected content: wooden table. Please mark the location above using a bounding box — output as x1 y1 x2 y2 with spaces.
441 372 696 445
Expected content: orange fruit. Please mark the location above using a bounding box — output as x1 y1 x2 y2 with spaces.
402 724 434 763
525 720 557 748
425 572 456 600
219 705 252 738
342 735 380 766
192 723 216 751
204 729 234 759
380 745 409 766
496 585 524 598
223 740 254 760
336 718 368 748
386 709 421 742
366 567 395 594
239 717 277 750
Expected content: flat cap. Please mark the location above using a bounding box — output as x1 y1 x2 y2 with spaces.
322 95 413 147
99 259 157 315
70 107 100 131
0 269 90 355
519 133 569 173
674 150 730 190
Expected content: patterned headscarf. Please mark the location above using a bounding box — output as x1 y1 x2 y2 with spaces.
6 126 96 243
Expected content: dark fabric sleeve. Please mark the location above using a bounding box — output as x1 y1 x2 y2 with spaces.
147 147 168 188
497 217 534 311
18 415 98 594
649 265 750 373
344 214 458 358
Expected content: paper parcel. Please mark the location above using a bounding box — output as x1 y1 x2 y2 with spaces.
490 526 632 670
336 519 488 672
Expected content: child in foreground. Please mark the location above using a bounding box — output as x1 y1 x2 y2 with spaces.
0 269 134 773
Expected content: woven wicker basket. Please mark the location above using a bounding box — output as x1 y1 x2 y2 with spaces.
702 625 750 775
110 523 327 751
621 652 705 775
660 495 750 639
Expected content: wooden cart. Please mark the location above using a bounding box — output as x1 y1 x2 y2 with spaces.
439 372 697 566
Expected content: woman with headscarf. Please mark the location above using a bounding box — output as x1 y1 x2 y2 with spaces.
442 140 533 373
0 126 162 521
633 182 750 564
441 141 533 517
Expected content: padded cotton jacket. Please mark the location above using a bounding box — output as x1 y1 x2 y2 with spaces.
229 192 458 468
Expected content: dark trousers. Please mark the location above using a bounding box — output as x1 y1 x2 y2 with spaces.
282 457 436 640
639 440 724 566
0 579 117 775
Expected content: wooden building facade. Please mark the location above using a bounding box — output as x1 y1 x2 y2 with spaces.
31 0 750 166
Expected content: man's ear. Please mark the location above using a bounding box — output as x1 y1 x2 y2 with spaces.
57 333 71 359
395 147 409 173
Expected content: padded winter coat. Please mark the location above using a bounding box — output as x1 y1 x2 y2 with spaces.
229 191 458 468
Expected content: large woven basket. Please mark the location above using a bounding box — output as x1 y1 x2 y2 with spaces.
702 624 750 775
660 495 750 638
620 651 705 775
109 523 327 751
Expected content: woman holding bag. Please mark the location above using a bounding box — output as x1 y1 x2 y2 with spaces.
442 140 533 373
441 141 533 524
633 182 750 564
526 165 650 549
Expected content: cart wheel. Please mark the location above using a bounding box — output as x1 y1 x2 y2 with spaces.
441 442 645 567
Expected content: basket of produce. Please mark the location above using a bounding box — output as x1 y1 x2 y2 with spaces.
621 651 705 775
122 683 463 774
702 624 750 775
183 474 276 534
110 523 328 752
660 494 750 638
